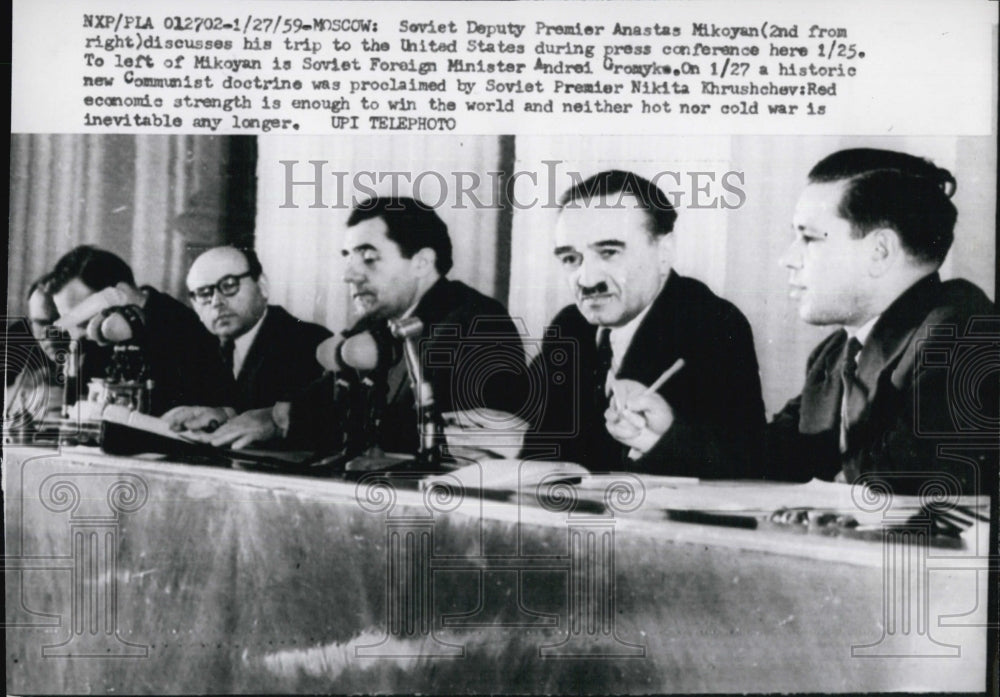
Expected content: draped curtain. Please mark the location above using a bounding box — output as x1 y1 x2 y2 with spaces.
13 133 991 415
8 134 236 314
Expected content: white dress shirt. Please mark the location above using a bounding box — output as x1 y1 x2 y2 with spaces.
603 300 657 380
231 308 267 379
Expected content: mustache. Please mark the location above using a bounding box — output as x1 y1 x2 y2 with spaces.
577 281 611 297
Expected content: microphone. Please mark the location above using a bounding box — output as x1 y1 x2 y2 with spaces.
313 332 385 463
315 336 343 371
85 305 146 345
388 316 444 467
341 332 380 371
317 333 381 373
61 339 81 415
388 317 426 398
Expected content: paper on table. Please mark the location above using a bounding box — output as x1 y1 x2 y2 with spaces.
100 404 195 441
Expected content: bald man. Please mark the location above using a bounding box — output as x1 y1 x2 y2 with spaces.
163 246 331 435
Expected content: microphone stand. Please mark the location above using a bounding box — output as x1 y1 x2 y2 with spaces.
61 339 80 417
389 317 445 470
338 320 446 477
307 333 391 473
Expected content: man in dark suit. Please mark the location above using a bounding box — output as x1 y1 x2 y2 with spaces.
162 246 331 437
523 170 766 477
767 148 997 495
47 245 233 416
195 197 526 454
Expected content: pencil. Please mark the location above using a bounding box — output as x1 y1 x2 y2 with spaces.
641 358 685 397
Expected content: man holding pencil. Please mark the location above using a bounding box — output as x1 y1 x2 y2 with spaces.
522 170 766 477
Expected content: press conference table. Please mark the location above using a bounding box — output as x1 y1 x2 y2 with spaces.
3 445 990 693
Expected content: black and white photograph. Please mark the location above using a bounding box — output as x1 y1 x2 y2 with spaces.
5 1 998 694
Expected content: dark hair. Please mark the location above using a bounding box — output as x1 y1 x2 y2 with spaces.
808 148 957 264
347 197 453 275
26 272 58 318
558 169 678 237
230 246 264 280
47 245 136 294
27 272 54 300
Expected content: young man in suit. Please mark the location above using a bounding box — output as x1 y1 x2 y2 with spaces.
162 246 332 435
767 148 997 495
523 170 766 477
613 150 997 494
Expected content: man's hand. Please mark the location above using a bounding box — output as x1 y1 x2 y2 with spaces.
199 407 278 449
162 405 234 432
604 378 674 456
114 282 147 308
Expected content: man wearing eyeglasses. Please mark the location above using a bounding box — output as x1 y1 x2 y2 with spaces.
187 197 527 454
162 246 331 434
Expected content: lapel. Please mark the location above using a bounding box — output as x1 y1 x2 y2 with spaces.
799 329 847 433
855 273 942 397
797 273 943 435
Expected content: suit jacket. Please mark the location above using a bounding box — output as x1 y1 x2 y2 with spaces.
287 277 526 454
523 272 767 478
78 286 232 416
766 272 998 495
228 305 332 413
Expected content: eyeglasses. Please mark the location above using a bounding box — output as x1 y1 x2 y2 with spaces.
188 272 253 304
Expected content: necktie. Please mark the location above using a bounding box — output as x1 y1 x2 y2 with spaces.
839 336 865 453
595 328 613 412
220 339 235 377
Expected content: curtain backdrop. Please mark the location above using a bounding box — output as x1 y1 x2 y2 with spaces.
7 134 238 314
12 133 990 418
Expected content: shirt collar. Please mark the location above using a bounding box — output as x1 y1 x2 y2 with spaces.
846 314 880 347
231 307 267 376
601 300 656 375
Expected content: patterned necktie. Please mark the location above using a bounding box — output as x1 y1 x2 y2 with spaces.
220 339 235 377
840 336 865 453
595 327 613 412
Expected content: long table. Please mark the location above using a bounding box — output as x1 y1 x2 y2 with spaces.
3 445 990 693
